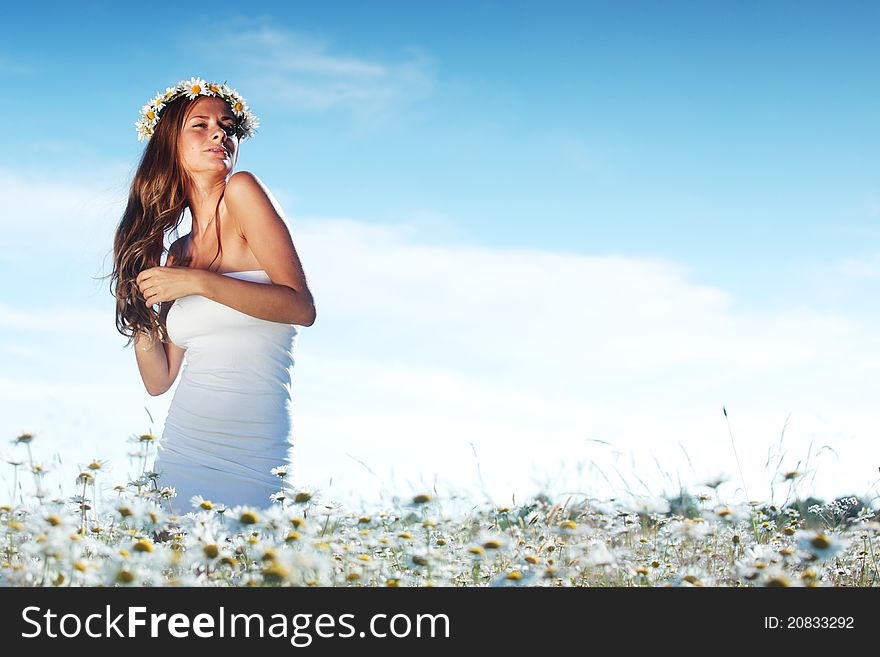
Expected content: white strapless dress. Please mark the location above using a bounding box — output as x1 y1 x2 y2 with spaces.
155 270 299 511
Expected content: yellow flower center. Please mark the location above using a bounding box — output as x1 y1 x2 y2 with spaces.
263 565 288 581
810 534 831 550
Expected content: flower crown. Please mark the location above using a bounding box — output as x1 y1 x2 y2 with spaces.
135 76 260 142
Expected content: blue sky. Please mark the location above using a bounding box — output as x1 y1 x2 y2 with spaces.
1 1 879 512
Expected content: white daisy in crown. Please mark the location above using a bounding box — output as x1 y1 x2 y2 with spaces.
141 103 158 124
135 122 153 141
182 76 208 99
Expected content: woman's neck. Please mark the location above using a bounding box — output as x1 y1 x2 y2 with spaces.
187 176 227 238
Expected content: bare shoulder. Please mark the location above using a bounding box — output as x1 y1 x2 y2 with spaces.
224 170 289 237
225 170 275 205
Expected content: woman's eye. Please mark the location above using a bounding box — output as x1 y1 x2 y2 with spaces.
195 122 236 135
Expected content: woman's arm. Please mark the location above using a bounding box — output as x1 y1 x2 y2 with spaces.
221 171 316 326
133 240 187 396
134 329 171 396
133 317 186 396
195 272 315 326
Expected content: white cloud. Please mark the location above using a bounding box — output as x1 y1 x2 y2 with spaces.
233 28 388 77
837 252 880 279
0 165 129 259
0 303 108 334
183 21 435 124
293 216 865 386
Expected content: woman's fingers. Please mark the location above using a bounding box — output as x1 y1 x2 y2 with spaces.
137 269 167 307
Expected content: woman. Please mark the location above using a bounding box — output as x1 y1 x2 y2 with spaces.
110 77 316 512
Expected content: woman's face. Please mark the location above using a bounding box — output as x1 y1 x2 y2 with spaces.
178 96 240 176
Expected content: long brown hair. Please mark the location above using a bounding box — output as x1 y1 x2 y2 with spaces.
108 95 242 348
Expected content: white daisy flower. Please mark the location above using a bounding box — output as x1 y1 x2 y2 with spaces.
226 505 264 535
490 569 537 587
761 566 803 587
182 527 231 571
99 559 152 587
228 95 247 116
158 486 177 500
182 76 208 99
261 503 300 529
69 560 103 586
190 494 215 511
269 548 331 586
796 530 848 561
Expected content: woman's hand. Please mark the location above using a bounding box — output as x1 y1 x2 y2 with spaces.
136 266 205 307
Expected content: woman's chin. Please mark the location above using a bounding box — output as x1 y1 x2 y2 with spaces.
186 160 234 177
